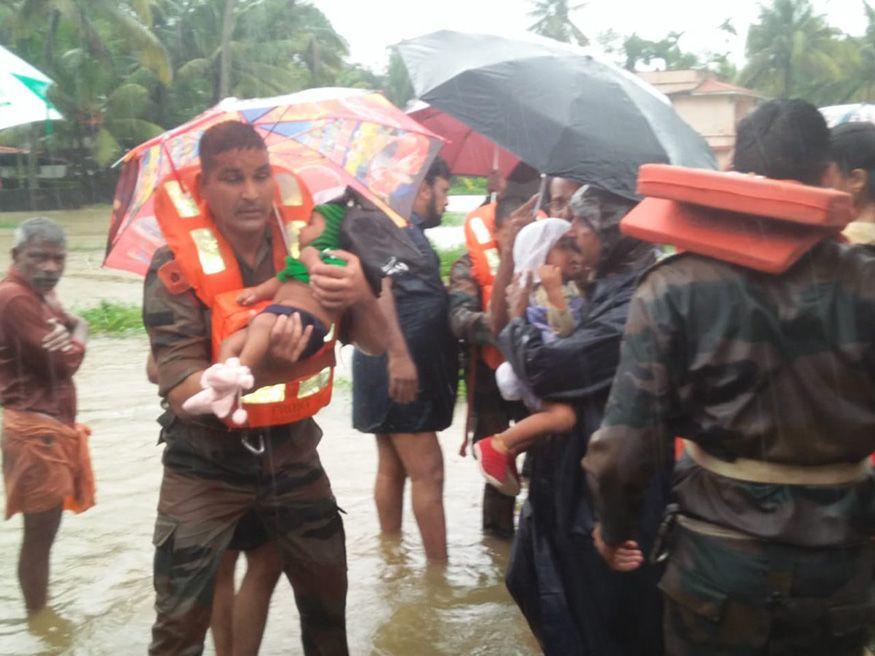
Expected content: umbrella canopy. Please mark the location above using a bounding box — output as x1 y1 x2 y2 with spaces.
0 45 63 131
106 88 443 275
820 103 875 127
408 101 519 177
397 30 716 199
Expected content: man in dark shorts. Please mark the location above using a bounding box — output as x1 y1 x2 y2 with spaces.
145 121 387 655
352 157 458 563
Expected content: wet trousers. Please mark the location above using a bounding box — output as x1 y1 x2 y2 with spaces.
148 424 347 656
660 523 874 656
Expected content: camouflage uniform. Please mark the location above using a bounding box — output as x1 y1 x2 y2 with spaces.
584 242 875 655
144 241 348 656
448 253 524 537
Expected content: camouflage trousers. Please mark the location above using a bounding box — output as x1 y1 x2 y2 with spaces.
148 420 347 656
660 520 874 656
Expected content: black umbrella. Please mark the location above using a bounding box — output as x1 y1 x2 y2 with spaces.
397 30 716 199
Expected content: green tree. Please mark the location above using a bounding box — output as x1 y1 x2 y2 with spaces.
9 0 171 84
150 0 347 124
528 0 588 46
383 49 414 108
741 0 840 99
619 32 700 71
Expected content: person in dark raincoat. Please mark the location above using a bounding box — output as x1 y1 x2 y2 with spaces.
501 185 669 656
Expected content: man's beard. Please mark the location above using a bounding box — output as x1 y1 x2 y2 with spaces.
420 194 442 229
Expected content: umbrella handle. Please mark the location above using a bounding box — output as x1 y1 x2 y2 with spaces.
534 174 547 220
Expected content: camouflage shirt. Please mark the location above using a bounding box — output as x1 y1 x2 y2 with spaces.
447 253 496 347
583 241 875 548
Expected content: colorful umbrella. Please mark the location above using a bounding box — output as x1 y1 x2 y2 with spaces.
398 31 715 200
819 103 875 127
106 88 443 275
407 101 519 177
0 45 63 131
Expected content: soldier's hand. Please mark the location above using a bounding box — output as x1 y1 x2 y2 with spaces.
268 313 313 365
502 194 540 255
507 271 533 319
593 524 644 572
42 318 74 353
310 250 370 312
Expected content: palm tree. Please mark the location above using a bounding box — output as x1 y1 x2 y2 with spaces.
741 0 839 99
10 0 172 84
528 0 588 46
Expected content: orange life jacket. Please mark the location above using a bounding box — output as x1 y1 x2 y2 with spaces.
464 203 504 370
153 164 336 428
624 164 853 274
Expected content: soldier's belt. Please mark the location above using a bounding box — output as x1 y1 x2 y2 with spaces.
676 514 755 541
684 440 871 486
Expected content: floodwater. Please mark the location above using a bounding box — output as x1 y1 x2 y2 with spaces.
0 207 538 655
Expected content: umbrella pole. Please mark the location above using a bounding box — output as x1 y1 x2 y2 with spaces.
534 173 547 220
490 145 499 203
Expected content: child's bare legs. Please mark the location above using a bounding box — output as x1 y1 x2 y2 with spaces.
493 402 577 454
211 549 239 656
233 543 283 656
226 312 277 369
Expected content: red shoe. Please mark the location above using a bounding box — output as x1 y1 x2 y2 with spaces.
474 437 520 497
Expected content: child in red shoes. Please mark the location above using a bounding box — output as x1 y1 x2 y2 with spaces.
474 218 582 495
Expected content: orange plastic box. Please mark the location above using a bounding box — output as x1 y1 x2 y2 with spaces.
622 198 835 274
637 164 853 228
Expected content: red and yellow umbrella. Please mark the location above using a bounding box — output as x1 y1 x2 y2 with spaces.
106 88 444 275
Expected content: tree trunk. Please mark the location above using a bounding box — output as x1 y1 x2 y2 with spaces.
218 0 237 101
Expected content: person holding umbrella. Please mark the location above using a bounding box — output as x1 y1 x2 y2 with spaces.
500 184 666 655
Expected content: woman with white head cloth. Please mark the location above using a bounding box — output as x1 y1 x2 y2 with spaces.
473 218 583 496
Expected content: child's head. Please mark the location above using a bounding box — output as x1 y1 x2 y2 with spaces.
545 232 581 280
513 218 579 283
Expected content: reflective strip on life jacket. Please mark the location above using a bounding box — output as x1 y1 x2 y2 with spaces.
154 164 336 428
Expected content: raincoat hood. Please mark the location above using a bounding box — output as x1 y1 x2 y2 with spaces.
570 185 656 277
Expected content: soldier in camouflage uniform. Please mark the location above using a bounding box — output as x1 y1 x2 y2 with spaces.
583 99 875 655
144 122 386 656
448 192 530 537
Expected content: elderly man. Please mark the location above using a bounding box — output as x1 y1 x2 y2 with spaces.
0 217 92 615
145 121 386 655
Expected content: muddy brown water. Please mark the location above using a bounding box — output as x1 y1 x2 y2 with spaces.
0 208 538 655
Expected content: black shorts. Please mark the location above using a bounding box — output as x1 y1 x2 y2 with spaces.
261 305 329 360
227 509 270 552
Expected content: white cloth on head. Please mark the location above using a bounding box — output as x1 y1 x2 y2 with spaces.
512 217 572 285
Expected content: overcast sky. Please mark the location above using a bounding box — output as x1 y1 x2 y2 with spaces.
315 0 867 71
